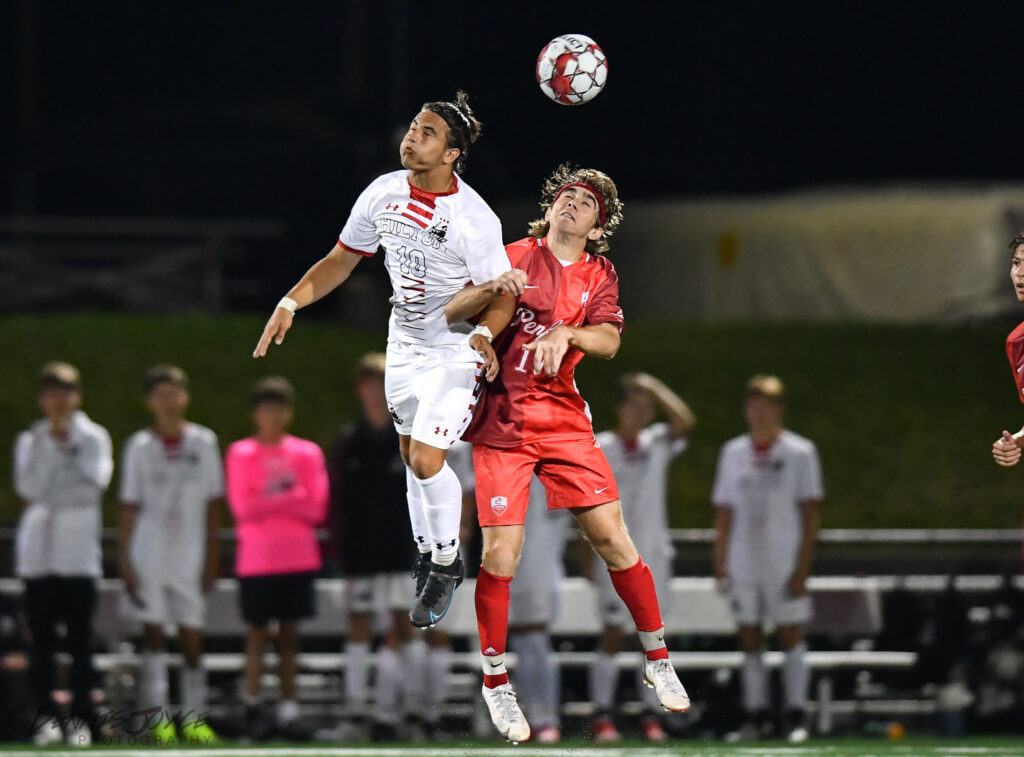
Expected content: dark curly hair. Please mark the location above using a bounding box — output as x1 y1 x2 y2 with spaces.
527 163 624 255
1010 230 1024 253
422 91 482 175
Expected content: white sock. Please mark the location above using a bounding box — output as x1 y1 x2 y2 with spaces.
424 645 451 724
742 651 768 713
589 651 618 714
406 468 431 554
140 650 169 713
782 642 809 710
417 463 462 565
510 630 559 728
181 666 206 716
345 641 371 711
400 638 428 718
276 699 299 724
374 646 402 725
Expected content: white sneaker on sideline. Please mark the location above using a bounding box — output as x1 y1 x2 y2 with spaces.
481 683 530 743
65 723 92 748
642 656 691 712
32 717 63 746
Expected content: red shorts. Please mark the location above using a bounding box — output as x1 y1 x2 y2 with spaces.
473 437 619 527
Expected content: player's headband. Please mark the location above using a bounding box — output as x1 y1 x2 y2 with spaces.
555 182 607 227
425 103 472 150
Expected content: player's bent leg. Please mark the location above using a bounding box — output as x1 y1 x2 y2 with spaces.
574 503 689 713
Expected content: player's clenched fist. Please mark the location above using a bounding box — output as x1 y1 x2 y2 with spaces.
253 307 294 358
470 333 500 382
488 269 528 297
992 430 1022 467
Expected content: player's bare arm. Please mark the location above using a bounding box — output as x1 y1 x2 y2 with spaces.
252 243 364 358
524 322 620 377
992 428 1024 467
632 373 696 438
444 269 528 324
203 498 222 591
787 498 821 598
117 502 141 604
712 505 732 592
470 293 517 382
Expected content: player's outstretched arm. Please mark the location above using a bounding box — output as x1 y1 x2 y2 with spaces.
444 269 528 324
253 244 364 358
631 373 696 438
524 322 620 377
992 428 1024 467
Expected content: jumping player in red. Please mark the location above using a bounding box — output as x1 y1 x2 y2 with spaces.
446 165 691 743
993 231 1024 467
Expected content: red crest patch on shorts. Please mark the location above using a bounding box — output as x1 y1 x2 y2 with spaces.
490 496 508 516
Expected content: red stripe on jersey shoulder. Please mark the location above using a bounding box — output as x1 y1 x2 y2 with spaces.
401 212 428 228
338 240 376 257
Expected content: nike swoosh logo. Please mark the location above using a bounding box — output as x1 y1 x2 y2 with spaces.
595 486 610 494
488 661 502 668
1017 363 1023 373
524 285 539 289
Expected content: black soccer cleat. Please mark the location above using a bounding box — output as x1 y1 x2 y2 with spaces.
411 552 432 599
409 556 464 628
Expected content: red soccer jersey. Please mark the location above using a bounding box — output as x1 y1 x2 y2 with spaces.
1006 321 1024 403
463 236 624 449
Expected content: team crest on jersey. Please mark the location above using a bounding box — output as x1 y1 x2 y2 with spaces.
490 496 508 516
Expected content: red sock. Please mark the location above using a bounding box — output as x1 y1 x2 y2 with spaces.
475 567 512 687
609 557 669 660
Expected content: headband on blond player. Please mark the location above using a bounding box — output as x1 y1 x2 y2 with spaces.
555 181 608 227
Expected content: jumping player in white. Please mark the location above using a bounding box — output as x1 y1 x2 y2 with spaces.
253 92 520 627
712 375 823 744
588 372 695 742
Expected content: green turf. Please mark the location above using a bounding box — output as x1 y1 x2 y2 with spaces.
2 314 1023 529
7 736 1024 755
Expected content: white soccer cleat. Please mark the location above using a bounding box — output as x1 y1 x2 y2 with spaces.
481 683 531 743
642 656 691 712
65 723 92 748
32 717 63 746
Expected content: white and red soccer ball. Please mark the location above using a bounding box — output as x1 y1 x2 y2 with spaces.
536 33 608 105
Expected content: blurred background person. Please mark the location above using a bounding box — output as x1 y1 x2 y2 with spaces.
13 362 113 747
712 375 822 744
226 377 328 741
508 479 569 744
327 353 434 740
587 372 695 742
117 365 222 742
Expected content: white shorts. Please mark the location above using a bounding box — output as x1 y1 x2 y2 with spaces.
729 581 812 627
595 543 671 630
135 569 205 629
345 573 411 614
385 342 483 449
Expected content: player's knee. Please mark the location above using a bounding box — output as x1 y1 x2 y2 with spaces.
409 447 444 479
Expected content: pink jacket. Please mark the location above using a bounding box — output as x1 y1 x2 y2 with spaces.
226 435 328 577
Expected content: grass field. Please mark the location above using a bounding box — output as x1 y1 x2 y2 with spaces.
3 313 1024 529
6 738 1024 756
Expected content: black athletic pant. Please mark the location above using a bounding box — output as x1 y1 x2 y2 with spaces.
24 576 97 718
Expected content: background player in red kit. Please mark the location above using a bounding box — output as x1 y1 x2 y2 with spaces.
447 164 691 743
992 231 1024 468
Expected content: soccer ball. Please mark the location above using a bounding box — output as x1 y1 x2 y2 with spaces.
536 33 608 105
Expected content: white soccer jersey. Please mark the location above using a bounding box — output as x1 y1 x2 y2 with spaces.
712 430 823 586
339 170 511 349
13 410 113 578
120 423 223 579
596 423 685 562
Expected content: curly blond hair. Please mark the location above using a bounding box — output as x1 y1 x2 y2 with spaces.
527 163 624 255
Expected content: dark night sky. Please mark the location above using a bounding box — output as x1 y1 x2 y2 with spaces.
4 1 1024 243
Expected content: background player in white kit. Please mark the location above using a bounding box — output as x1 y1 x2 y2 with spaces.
712 375 823 744
253 92 521 627
118 365 223 743
587 372 696 743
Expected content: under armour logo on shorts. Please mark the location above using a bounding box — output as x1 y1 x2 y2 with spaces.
490 496 507 516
